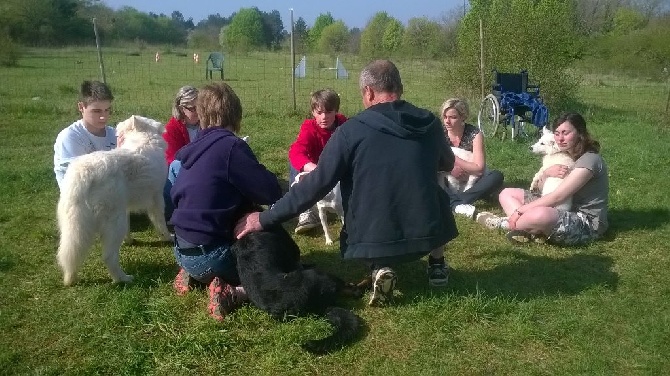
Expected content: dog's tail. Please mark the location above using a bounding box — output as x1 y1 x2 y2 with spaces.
301 307 363 355
57 172 97 286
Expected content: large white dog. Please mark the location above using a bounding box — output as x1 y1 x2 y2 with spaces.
57 115 172 286
529 128 575 211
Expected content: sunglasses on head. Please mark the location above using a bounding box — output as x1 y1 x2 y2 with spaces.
182 105 196 112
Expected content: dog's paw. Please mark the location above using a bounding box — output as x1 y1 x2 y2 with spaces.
63 273 78 287
325 238 334 245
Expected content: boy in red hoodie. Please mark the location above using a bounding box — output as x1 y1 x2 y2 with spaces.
288 89 347 233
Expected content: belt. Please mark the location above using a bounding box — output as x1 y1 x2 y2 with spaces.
175 235 226 256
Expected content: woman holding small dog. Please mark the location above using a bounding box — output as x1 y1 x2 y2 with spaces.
478 112 608 245
170 82 283 321
440 98 504 218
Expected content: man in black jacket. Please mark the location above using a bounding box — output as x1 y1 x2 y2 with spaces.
235 59 458 306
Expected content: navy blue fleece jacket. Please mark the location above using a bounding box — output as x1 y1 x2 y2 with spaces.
171 127 282 245
260 100 458 260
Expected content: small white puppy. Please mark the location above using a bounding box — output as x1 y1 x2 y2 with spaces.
293 171 344 245
438 147 482 193
529 128 575 211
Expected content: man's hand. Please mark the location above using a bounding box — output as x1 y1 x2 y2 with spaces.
234 212 263 239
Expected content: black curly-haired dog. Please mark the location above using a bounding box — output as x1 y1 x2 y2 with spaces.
232 225 364 355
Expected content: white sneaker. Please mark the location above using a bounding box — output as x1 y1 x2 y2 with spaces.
476 211 509 230
295 210 319 234
368 267 397 306
454 204 476 219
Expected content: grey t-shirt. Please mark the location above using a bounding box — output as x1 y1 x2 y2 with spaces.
572 152 609 235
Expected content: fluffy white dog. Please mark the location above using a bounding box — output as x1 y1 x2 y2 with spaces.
57 115 172 286
529 128 575 211
438 147 482 193
293 171 344 245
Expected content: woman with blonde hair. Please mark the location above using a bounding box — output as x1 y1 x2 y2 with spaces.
439 97 504 218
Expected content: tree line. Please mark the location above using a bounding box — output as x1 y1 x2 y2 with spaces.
1 0 668 106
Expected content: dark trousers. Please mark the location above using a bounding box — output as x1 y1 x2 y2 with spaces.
447 169 504 209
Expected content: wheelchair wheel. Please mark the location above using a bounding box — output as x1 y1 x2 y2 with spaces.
477 94 500 138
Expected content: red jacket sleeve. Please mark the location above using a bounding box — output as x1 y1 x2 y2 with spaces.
288 119 317 171
163 117 190 164
288 114 348 171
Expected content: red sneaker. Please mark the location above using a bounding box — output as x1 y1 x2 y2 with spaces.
208 277 240 321
173 268 194 296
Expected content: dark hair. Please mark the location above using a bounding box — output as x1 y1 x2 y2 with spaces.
359 59 403 96
79 80 114 105
310 88 340 112
550 112 600 157
197 82 242 133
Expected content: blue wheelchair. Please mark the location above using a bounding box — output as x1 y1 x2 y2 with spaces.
477 69 549 140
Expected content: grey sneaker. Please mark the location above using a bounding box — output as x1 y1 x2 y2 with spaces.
476 211 508 231
454 204 476 219
368 267 397 306
427 263 449 287
295 209 319 234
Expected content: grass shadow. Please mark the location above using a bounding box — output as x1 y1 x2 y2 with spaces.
129 213 151 232
393 250 617 303
123 259 180 288
602 208 670 241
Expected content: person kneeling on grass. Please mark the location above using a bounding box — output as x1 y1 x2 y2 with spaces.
169 82 282 321
235 60 459 307
476 112 608 246
288 88 348 234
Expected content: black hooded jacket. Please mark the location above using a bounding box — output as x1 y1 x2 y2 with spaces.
260 100 458 260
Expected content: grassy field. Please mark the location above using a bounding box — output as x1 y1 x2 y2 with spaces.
1 49 669 375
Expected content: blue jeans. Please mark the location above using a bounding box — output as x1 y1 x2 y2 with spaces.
163 160 182 222
447 169 504 208
173 237 240 285
288 162 299 186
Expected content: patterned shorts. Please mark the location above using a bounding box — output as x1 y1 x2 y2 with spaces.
523 190 598 246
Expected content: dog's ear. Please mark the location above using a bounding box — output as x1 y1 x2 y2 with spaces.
115 116 135 135
128 115 165 135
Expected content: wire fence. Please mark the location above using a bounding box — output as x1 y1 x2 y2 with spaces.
3 47 668 123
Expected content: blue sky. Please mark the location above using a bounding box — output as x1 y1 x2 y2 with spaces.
102 0 467 29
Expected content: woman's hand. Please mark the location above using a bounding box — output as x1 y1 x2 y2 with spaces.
450 157 468 179
450 165 467 180
544 164 571 178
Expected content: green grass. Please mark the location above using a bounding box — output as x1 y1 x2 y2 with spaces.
1 48 669 375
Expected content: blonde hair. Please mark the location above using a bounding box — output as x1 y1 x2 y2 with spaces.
440 98 469 120
172 85 198 121
196 83 242 133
